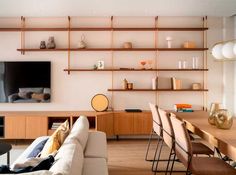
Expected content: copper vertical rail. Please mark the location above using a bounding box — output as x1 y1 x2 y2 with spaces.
68 16 71 75
111 16 114 111
20 16 25 55
204 16 208 111
155 16 159 106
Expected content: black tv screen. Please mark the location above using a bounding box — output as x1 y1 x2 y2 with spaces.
0 61 51 103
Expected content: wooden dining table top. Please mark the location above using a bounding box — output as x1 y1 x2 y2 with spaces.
172 110 236 161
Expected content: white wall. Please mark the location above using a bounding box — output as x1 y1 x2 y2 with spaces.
222 17 235 116
0 16 224 111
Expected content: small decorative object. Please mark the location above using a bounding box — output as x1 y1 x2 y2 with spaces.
147 60 153 69
127 83 133 90
208 103 221 125
47 36 56 49
97 61 105 69
140 60 146 69
93 64 98 70
152 77 158 90
192 83 201 90
123 42 132 49
183 41 196 48
123 79 128 89
91 94 109 112
214 109 233 129
182 61 187 69
40 41 46 49
78 34 86 49
166 36 173 48
178 60 182 69
192 57 199 69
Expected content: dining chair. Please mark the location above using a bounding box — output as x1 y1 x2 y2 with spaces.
145 103 163 162
147 103 175 173
170 116 236 175
155 109 214 174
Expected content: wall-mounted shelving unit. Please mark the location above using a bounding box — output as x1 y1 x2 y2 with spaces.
0 16 208 110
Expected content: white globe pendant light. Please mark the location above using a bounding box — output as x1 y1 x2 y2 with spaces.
212 44 224 60
222 42 235 59
233 43 236 56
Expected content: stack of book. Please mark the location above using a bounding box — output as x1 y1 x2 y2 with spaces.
51 122 63 130
174 104 193 112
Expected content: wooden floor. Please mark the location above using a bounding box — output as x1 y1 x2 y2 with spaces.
107 139 185 175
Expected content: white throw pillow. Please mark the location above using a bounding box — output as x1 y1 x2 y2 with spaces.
65 116 89 150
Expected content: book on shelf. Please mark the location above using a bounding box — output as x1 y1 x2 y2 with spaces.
51 122 63 130
174 104 194 112
171 77 182 90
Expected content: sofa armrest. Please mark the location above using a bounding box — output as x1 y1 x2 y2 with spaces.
8 93 19 103
84 131 107 160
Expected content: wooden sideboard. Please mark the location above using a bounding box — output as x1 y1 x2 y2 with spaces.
0 111 152 139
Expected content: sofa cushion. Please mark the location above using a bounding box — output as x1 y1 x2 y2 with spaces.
19 88 43 94
11 136 49 170
40 120 70 158
49 140 84 175
85 131 107 160
83 158 108 175
27 137 48 158
66 116 89 150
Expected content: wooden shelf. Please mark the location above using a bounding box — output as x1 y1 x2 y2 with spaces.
64 68 208 72
158 27 208 31
158 48 208 51
0 27 208 32
0 28 22 32
107 89 208 92
17 48 208 52
17 48 158 52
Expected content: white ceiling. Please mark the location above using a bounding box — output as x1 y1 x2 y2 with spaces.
0 0 235 17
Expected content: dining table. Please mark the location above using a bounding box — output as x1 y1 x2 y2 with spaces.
173 110 236 161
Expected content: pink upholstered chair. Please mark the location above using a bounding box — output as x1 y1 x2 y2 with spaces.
156 109 214 174
170 116 236 175
145 103 162 161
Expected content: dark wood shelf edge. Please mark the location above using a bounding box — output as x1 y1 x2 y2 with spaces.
17 48 208 52
63 69 208 72
0 27 209 32
107 89 208 92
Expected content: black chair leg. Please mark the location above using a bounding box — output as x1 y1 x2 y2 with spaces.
145 129 155 161
165 147 174 175
152 136 162 172
153 138 164 174
169 153 176 175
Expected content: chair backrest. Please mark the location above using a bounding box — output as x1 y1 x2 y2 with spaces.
158 108 174 149
149 103 162 136
170 116 192 167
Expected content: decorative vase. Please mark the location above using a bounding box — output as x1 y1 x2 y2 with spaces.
123 79 128 89
47 36 56 49
214 109 233 129
40 41 46 49
123 42 132 49
78 34 86 49
208 103 221 125
152 77 158 90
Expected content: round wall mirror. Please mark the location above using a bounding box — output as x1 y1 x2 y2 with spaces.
91 94 109 112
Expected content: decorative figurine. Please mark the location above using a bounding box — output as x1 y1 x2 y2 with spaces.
40 41 46 49
78 34 86 49
47 36 56 49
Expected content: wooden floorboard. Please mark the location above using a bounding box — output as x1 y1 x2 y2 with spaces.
107 139 186 175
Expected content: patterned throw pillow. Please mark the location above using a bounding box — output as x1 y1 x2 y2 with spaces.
40 120 70 158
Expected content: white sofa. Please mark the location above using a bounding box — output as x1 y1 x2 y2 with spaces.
10 116 109 175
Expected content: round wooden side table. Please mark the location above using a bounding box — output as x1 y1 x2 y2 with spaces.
0 142 12 166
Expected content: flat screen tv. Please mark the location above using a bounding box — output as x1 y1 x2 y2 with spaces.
0 61 51 103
